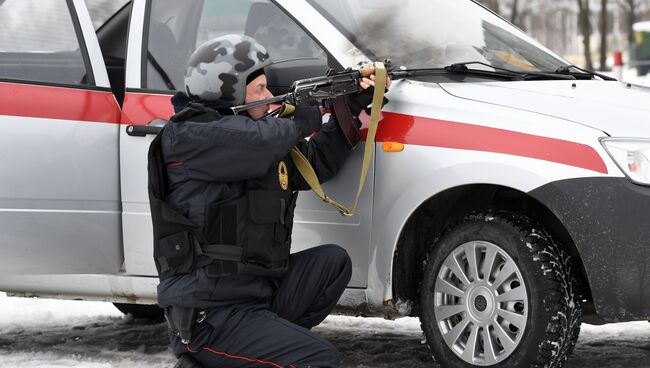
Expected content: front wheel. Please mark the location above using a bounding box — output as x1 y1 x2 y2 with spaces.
420 212 582 367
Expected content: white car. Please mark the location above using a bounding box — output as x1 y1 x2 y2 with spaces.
0 0 648 367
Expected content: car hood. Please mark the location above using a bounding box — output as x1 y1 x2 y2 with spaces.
439 80 650 138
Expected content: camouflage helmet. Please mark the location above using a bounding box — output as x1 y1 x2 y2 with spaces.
184 34 272 105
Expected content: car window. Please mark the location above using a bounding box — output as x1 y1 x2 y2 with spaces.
145 0 328 92
0 0 92 86
84 0 129 30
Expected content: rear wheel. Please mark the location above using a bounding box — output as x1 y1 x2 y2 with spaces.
113 303 165 322
420 212 582 367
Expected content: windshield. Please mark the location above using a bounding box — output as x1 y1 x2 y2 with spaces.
308 0 569 73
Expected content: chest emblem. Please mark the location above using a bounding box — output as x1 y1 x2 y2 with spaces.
278 161 289 190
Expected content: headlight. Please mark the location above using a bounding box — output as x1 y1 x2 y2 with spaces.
601 138 650 185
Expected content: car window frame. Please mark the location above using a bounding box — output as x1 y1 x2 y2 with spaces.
67 0 96 86
139 0 151 89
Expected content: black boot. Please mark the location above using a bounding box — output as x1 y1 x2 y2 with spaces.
173 354 203 368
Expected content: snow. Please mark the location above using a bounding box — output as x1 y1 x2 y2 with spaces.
0 293 648 367
602 67 650 87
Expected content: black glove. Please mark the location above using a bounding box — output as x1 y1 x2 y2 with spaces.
293 104 322 137
346 86 389 117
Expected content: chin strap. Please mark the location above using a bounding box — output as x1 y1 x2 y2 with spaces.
289 62 387 216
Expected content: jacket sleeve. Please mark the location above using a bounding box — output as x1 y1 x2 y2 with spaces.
164 114 303 182
291 113 355 191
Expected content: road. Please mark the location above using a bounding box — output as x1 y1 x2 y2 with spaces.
0 294 647 367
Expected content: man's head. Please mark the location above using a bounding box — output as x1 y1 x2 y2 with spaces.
244 72 274 120
184 34 272 106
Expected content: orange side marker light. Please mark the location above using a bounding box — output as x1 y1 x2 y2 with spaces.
382 141 404 152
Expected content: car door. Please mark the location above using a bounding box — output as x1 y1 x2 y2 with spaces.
0 0 122 274
120 0 373 287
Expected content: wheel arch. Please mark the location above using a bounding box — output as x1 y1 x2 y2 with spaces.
390 183 592 317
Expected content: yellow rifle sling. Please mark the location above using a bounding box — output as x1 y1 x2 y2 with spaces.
277 103 295 118
290 62 387 216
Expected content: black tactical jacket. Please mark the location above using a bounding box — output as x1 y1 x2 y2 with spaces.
155 100 357 309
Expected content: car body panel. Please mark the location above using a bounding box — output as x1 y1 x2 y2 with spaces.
0 89 121 273
0 0 648 323
0 274 159 303
441 80 650 138
530 177 650 321
120 92 171 275
364 80 618 307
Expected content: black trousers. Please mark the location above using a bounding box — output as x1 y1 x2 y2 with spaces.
170 244 352 368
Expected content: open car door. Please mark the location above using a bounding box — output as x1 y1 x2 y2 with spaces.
0 0 122 274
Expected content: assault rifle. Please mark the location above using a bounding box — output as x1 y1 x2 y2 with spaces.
230 62 445 115
230 66 373 115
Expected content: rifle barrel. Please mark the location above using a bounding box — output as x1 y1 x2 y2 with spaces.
230 94 288 114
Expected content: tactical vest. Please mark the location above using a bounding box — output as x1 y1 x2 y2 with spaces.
148 127 297 281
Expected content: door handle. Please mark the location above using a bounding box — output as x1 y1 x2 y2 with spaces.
126 119 166 137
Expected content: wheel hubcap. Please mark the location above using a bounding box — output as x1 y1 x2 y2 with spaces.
432 241 528 366
474 295 488 312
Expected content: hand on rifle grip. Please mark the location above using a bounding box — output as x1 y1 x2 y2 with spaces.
358 67 392 92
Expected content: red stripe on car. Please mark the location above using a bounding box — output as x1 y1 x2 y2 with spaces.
0 82 121 123
362 112 608 174
122 94 609 174
1 87 608 174
121 92 174 125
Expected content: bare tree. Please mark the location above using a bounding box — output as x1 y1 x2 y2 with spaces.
577 0 593 69
600 0 609 70
481 0 501 13
478 0 526 29
511 0 520 24
619 0 642 43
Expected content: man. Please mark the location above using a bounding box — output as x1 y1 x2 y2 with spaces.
148 34 388 368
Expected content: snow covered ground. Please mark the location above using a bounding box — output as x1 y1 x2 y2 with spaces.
0 293 647 367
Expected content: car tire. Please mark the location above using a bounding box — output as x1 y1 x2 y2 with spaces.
419 211 582 367
113 302 165 322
